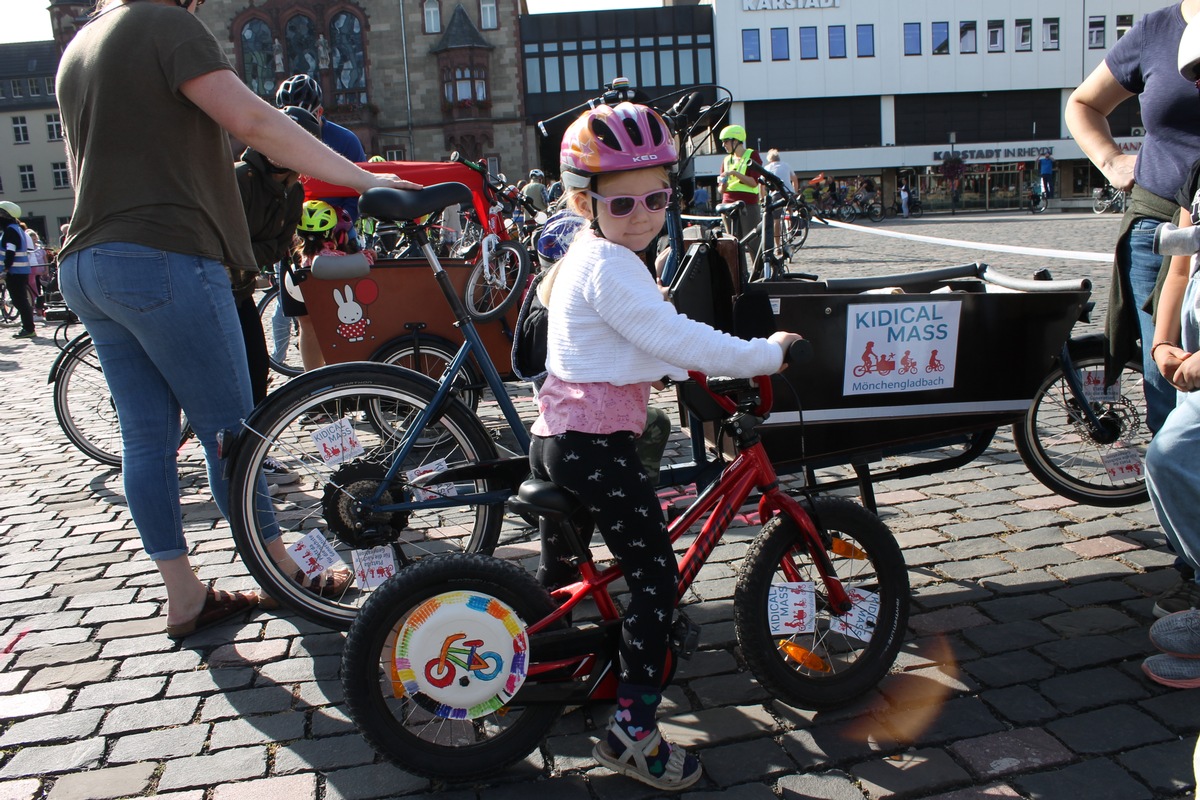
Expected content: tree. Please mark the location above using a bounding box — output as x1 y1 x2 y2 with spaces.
940 154 966 214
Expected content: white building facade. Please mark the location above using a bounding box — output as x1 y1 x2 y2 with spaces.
700 0 1170 210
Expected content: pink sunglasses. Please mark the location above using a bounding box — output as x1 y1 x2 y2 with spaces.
587 189 671 217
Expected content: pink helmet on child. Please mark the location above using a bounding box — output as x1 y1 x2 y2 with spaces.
559 102 677 189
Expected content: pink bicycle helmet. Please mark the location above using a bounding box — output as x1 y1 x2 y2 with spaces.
559 102 677 189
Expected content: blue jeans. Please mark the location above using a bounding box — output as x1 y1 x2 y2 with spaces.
1124 217 1177 433
1147 385 1200 581
59 243 277 560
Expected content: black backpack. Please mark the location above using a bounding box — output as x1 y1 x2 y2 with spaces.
511 270 549 383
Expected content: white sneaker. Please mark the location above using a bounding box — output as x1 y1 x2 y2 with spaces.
262 456 299 485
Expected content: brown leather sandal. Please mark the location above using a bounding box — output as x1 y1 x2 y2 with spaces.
165 587 260 640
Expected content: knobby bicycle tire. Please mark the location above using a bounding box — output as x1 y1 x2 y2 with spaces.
735 497 909 710
342 554 562 780
1013 338 1149 507
227 362 505 630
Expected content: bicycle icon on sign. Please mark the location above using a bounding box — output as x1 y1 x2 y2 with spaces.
853 342 897 377
424 633 504 688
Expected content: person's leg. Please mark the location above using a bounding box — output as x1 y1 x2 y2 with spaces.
1126 217 1177 433
297 315 324 371
5 272 35 334
236 295 270 405
1146 391 1200 616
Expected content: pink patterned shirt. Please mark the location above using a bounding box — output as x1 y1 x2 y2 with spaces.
531 374 651 436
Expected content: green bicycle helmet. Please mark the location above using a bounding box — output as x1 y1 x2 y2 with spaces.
719 124 747 143
298 200 338 234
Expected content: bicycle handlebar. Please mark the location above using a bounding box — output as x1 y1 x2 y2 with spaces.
687 339 812 418
449 151 539 214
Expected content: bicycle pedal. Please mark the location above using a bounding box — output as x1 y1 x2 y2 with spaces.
670 611 701 660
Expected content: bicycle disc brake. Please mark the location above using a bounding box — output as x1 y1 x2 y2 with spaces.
322 462 411 549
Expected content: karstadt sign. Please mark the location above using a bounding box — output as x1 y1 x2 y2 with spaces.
742 0 842 9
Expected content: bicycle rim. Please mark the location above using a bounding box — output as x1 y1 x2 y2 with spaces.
464 240 529 323
735 497 909 710
256 288 303 377
229 366 506 630
342 554 563 781
53 337 123 467
1014 345 1149 506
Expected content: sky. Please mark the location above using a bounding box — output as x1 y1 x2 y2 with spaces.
0 0 663 45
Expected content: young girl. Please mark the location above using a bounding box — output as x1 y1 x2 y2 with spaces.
295 200 372 265
533 102 801 790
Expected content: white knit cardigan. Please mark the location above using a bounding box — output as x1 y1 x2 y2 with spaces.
544 232 784 385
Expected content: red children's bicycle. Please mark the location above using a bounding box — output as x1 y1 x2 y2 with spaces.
340 344 911 781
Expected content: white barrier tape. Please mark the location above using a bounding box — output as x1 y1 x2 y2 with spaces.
678 213 1113 263
818 218 1112 263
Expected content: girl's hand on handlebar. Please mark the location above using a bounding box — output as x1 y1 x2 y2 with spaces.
769 331 805 371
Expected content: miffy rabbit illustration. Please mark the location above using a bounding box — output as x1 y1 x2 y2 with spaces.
333 283 370 342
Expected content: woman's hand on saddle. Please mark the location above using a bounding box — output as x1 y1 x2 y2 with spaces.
363 172 424 193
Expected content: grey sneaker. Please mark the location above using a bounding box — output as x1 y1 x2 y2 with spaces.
1149 611 1200 657
1152 581 1200 618
1142 653 1200 689
262 456 299 486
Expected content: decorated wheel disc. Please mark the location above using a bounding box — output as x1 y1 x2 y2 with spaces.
394 590 529 720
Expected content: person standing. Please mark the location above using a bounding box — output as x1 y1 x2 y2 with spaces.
717 124 763 243
1037 153 1055 199
899 181 911 218
1065 0 1200 439
0 201 36 338
764 149 800 193
55 0 419 639
523 169 550 213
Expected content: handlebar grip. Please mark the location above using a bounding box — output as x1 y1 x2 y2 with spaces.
449 151 462 163
786 338 813 366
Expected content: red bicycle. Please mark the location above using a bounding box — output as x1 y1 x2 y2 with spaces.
341 343 910 781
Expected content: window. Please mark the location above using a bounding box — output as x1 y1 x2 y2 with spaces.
856 24 874 57
240 19 276 99
45 77 54 96
10 80 22 98
770 28 789 60
52 162 69 189
903 23 921 56
18 165 35 191
829 25 846 58
1043 18 1060 50
987 20 1004 52
486 156 500 178
1116 15 1133 40
384 147 406 161
480 0 497 30
0 83 5 100
960 21 977 54
46 113 61 141
932 22 949 55
284 14 318 80
12 116 28 145
330 12 368 106
1088 16 1105 49
1015 19 1032 51
28 79 39 97
742 29 761 62
424 0 440 34
799 27 818 60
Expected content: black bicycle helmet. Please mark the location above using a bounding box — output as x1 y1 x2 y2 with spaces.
275 74 322 112
281 105 321 137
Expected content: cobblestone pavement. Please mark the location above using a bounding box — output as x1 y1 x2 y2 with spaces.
2 210 1198 800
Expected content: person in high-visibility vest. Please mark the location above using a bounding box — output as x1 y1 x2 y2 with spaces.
717 124 764 245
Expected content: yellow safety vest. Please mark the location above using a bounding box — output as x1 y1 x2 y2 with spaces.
723 148 759 196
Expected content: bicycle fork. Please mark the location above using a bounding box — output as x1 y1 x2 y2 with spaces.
1056 343 1121 444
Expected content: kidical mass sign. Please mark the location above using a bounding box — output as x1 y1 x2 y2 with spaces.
844 300 962 396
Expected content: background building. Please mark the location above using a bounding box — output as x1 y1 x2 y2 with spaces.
704 0 1164 211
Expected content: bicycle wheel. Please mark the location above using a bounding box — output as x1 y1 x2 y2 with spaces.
909 201 923 219
1032 195 1047 214
781 207 810 249
371 334 481 413
53 335 123 467
1092 197 1109 215
734 496 909 710
837 203 856 223
227 363 506 630
0 283 15 323
342 553 563 781
463 240 530 323
867 202 884 223
1013 339 1149 506
256 288 303 378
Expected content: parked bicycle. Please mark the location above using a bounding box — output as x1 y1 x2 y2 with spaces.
1028 188 1047 214
340 342 910 781
1092 184 1127 215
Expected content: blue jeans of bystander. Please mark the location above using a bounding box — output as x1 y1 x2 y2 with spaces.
1124 217 1177 433
59 242 278 560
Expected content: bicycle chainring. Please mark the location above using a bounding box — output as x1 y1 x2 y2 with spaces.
321 462 412 549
